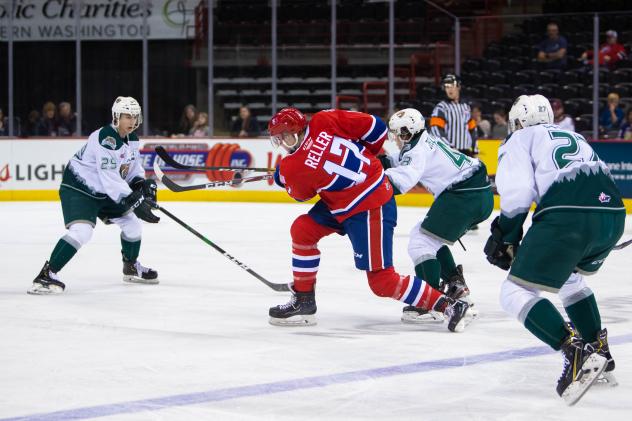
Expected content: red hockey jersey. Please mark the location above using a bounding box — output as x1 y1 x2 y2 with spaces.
277 110 392 221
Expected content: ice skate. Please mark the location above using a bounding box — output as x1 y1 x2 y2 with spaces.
556 330 607 406
28 261 65 295
444 265 470 301
444 265 478 317
442 298 475 333
123 259 159 284
401 305 445 324
269 287 316 326
594 328 618 387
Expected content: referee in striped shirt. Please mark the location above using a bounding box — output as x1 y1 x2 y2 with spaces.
429 74 477 157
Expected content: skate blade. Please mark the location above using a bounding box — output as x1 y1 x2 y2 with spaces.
594 371 618 387
269 315 316 327
562 354 607 406
27 283 64 295
401 311 445 324
123 275 159 285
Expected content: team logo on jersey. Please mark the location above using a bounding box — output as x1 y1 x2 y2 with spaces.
598 192 611 203
119 163 130 179
101 136 117 149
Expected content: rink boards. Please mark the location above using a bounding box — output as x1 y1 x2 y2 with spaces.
1 137 631 211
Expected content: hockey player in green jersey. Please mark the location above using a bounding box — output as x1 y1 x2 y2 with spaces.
383 108 493 323
29 97 160 295
485 94 624 405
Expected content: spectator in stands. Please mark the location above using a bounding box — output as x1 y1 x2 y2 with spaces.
176 104 198 136
231 105 260 137
550 98 575 132
618 109 632 140
491 108 508 139
37 101 58 136
56 102 78 136
190 112 210 137
0 107 8 136
599 92 624 131
470 102 491 138
22 110 41 137
536 22 568 69
580 30 627 70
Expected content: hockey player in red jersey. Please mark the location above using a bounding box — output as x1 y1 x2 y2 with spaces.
267 107 474 332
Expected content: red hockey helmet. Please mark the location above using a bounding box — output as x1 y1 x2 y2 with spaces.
268 108 307 152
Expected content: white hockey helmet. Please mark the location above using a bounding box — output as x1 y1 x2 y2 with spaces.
528 94 554 126
388 108 425 143
112 96 143 131
508 94 554 133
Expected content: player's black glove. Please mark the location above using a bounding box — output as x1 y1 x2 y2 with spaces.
121 189 160 224
377 154 392 170
484 216 517 270
131 178 158 206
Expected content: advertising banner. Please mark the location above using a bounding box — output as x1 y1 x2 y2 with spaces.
1 138 631 210
590 142 632 198
0 0 198 41
0 138 285 195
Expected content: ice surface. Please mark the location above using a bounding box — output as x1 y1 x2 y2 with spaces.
1 202 631 420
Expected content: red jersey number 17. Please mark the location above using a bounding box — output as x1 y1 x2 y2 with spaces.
322 137 370 187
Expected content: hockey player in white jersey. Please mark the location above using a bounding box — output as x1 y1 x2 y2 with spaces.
29 97 160 295
383 108 493 323
484 94 624 405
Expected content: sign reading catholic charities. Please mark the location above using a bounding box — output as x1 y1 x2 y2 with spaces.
0 0 198 41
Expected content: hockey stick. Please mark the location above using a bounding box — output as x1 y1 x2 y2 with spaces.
153 159 272 192
613 238 632 250
155 204 290 292
155 146 274 172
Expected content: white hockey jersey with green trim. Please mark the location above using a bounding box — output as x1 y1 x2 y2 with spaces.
496 124 623 218
385 131 480 197
63 125 145 203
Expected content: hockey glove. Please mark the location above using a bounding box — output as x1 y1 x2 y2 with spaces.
377 154 393 170
121 190 160 224
131 178 158 207
484 216 517 270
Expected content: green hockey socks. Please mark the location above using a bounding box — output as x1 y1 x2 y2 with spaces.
524 299 568 350
49 238 79 273
565 294 601 343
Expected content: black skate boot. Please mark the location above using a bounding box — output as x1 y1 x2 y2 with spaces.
438 297 474 333
444 265 470 300
556 327 607 405
123 259 159 284
594 328 618 387
401 305 445 324
28 261 65 295
269 287 317 326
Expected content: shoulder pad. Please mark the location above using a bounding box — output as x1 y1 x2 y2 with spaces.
98 126 124 150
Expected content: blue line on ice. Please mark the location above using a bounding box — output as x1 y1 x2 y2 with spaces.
4 334 631 421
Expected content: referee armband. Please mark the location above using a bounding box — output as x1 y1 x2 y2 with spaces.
430 116 446 129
